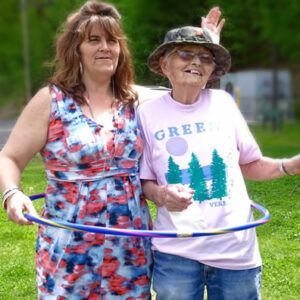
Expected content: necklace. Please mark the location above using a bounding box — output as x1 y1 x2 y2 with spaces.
84 95 116 128
85 97 96 121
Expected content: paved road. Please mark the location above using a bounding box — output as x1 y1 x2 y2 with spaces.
0 119 16 149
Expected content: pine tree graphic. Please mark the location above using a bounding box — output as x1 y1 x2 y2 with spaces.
210 149 228 199
166 156 182 184
188 153 209 202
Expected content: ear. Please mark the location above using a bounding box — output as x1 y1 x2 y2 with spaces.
159 56 169 76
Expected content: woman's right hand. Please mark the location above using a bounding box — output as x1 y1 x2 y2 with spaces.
201 7 225 44
6 191 38 225
161 184 194 212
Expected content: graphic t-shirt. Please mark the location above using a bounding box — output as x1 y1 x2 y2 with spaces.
137 89 263 270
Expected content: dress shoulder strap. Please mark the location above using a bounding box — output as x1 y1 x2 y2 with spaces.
49 85 82 124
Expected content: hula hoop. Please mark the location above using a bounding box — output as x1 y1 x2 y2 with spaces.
25 193 270 238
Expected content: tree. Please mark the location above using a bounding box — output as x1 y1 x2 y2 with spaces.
188 153 209 202
216 0 300 69
166 156 182 184
210 149 227 200
124 0 212 85
1 0 300 113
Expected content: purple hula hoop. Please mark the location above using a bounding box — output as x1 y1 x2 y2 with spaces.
25 193 271 238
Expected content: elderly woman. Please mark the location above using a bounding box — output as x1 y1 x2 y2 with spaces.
138 26 300 299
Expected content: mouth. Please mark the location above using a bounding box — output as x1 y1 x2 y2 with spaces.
184 69 203 76
95 56 112 60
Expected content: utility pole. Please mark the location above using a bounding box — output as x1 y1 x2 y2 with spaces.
21 0 32 102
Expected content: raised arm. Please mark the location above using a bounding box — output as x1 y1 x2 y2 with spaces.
201 6 225 44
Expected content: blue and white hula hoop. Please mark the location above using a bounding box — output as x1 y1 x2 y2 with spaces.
25 193 270 238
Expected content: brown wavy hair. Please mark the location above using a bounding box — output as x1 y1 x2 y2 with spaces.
48 0 137 106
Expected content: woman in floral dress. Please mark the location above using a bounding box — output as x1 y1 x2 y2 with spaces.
0 2 152 298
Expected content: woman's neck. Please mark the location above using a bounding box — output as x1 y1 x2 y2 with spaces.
171 85 202 104
81 77 115 123
83 77 113 104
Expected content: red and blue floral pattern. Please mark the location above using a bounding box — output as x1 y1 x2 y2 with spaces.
36 86 152 299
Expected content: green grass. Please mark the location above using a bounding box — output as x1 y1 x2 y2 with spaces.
1 123 300 299
246 122 300 299
0 156 45 299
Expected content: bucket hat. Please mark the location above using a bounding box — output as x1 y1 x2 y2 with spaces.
148 26 231 82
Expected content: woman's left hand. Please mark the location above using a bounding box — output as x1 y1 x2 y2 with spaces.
201 7 225 44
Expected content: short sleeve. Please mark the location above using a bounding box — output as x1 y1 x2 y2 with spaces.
137 107 157 180
231 100 263 164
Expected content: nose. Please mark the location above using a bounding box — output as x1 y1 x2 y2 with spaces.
191 54 202 65
98 38 109 51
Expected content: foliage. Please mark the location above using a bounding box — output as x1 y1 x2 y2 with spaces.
215 0 300 69
0 0 83 109
1 0 300 108
0 1 24 106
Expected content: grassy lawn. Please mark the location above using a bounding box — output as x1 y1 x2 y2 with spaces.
0 123 300 299
246 123 300 299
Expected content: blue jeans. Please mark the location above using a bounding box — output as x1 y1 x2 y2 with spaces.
153 251 261 300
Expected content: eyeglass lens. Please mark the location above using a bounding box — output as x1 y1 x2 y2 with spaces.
177 50 214 64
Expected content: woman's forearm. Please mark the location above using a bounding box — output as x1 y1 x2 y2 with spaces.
240 155 300 181
0 155 22 192
142 180 165 207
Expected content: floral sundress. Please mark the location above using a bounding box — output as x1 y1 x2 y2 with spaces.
36 85 152 299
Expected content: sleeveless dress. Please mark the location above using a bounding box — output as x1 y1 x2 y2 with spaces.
36 85 152 299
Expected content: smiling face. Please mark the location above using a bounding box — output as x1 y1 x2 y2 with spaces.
160 45 215 90
79 25 120 79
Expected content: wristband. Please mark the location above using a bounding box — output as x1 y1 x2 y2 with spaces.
2 186 19 197
2 187 21 210
279 160 292 176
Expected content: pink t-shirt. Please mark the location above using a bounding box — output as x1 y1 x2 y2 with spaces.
137 89 263 270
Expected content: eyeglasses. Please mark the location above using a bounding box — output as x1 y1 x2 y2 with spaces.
176 50 215 65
